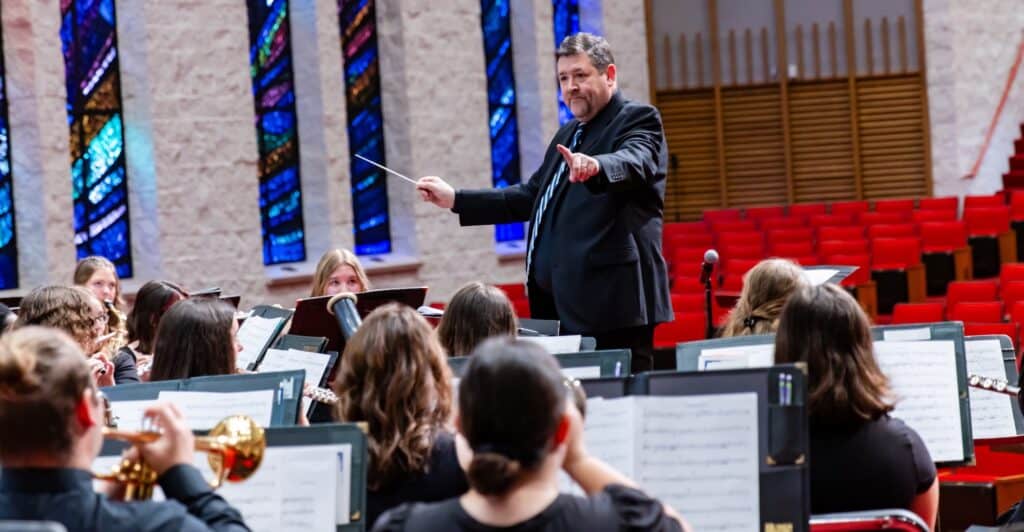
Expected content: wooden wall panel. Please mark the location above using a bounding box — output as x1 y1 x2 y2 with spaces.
721 86 787 206
789 80 856 202
658 90 720 221
856 74 928 199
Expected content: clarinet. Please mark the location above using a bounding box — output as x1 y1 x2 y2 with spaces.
968 373 1022 397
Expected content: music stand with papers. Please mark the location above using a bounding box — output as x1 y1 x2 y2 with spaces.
290 287 429 353
448 349 631 379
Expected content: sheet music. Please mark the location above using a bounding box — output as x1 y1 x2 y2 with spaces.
157 390 274 430
235 315 284 370
874 340 965 462
882 327 932 341
562 366 601 379
636 394 760 532
803 268 839 286
259 349 331 387
698 344 774 371
965 339 1018 438
521 335 582 354
559 396 636 495
109 399 160 431
196 443 351 531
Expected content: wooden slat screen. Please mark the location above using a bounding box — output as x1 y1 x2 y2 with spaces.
659 90 720 220
721 86 787 206
789 81 856 202
857 74 928 199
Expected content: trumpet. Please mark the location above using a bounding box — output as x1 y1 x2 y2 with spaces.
95 415 266 501
968 373 1022 397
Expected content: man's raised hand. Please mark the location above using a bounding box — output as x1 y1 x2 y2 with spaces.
557 144 600 183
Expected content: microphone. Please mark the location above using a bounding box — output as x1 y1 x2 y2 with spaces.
699 249 719 285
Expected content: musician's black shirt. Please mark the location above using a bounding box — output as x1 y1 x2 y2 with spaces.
810 415 936 514
371 484 682 532
367 431 469 529
0 465 249 532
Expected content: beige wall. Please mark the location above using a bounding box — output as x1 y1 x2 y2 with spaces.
0 0 651 308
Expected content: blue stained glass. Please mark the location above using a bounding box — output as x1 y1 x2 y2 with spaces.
552 0 579 125
0 7 14 289
480 0 524 244
61 0 132 279
247 0 307 265
340 0 391 255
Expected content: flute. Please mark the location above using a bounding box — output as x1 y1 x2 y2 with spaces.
968 373 1022 397
304 386 339 405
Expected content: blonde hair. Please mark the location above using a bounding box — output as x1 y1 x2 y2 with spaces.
333 303 453 490
0 326 92 460
721 258 808 337
311 249 370 297
73 256 124 309
15 286 100 353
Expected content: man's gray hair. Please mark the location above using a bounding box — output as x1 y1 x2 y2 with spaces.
556 32 615 72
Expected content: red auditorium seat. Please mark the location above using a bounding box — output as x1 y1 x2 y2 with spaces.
512 298 530 318
663 221 706 240
831 200 870 216
710 220 758 233
964 206 1012 236
918 196 959 211
963 206 1016 278
870 237 926 314
946 280 999 309
1002 281 1024 310
721 258 759 277
1002 263 1024 286
671 275 705 294
717 231 764 249
703 208 742 223
948 301 1003 323
759 217 807 231
911 209 957 223
874 198 916 213
867 224 917 239
818 226 864 242
673 246 709 268
964 194 1005 209
666 231 713 249
772 241 816 265
497 283 526 301
671 293 705 313
871 238 922 271
858 211 908 226
789 203 827 218
919 221 972 296
745 205 785 220
1011 300 1024 325
719 245 764 261
810 213 855 227
963 322 1019 345
654 312 706 348
768 228 815 244
920 221 968 253
823 252 878 318
891 303 944 324
819 239 869 257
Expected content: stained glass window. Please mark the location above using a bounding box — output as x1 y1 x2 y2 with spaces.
60 0 133 278
246 0 306 265
480 0 524 243
339 0 391 255
0 5 18 289
552 0 580 125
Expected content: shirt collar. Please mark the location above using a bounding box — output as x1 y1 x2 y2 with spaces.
0 467 94 494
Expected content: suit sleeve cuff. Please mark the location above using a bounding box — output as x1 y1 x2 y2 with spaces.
451 190 465 214
158 464 214 501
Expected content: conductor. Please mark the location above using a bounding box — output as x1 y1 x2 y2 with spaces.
417 33 672 370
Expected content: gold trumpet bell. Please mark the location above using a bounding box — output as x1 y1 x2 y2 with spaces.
202 415 265 488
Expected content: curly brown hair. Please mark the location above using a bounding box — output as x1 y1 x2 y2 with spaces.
15 286 100 353
332 303 453 490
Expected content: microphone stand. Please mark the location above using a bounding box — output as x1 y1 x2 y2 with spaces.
704 274 714 339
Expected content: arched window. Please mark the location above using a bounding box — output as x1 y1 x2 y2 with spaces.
246 0 307 265
60 0 133 277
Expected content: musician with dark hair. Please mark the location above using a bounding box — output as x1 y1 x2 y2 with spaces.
149 298 241 381
372 338 688 532
0 326 249 531
436 282 517 357
774 284 937 527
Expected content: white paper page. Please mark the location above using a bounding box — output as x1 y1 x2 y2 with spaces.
560 396 637 494
109 399 160 431
883 327 932 341
259 348 331 386
874 340 964 462
157 390 274 430
804 268 839 286
521 335 582 354
194 444 349 532
698 344 774 371
965 339 1018 439
562 366 601 379
235 315 284 370
636 393 760 532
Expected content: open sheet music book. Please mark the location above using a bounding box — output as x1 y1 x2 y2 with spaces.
235 309 292 370
109 389 275 432
563 393 761 532
965 337 1019 439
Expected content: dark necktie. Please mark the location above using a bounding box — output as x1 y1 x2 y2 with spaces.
526 124 584 277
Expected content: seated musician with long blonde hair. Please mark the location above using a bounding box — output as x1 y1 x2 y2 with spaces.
0 326 249 531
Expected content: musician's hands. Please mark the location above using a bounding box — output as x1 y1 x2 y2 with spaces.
557 144 600 183
416 176 455 209
89 353 115 388
138 403 195 476
561 399 587 472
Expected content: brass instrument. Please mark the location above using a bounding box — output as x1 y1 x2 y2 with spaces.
968 373 1022 397
95 415 266 501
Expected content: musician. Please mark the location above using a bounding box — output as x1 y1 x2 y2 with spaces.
149 298 242 381
0 303 15 337
373 338 688 532
436 282 517 357
332 303 468 528
15 286 115 388
74 256 128 358
720 258 808 337
774 284 938 527
121 281 189 382
0 326 249 532
417 33 672 371
311 248 370 297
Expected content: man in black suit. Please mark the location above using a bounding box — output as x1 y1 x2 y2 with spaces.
416 33 672 370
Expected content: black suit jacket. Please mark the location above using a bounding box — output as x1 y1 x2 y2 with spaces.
453 92 673 333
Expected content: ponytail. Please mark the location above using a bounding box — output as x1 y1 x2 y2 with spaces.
467 451 523 496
